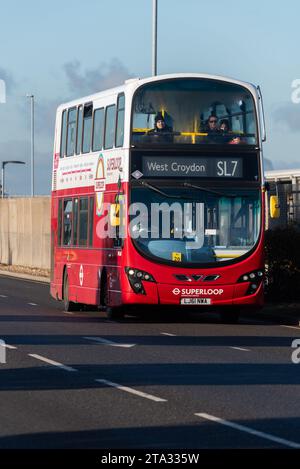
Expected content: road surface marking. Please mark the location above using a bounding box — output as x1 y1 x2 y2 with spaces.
281 325 300 331
64 311 74 315
230 347 250 352
0 343 17 350
28 354 77 372
195 413 300 449
161 332 177 337
0 295 7 298
95 379 167 402
28 302 38 306
83 336 136 348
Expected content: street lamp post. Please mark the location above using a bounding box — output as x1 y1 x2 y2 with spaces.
26 94 35 196
1 161 26 198
152 0 157 76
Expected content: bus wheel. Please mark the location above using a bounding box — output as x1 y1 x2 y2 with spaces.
106 306 124 320
63 272 79 312
220 310 240 324
101 275 124 320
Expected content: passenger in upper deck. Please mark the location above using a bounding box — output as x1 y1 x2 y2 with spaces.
219 118 243 144
219 119 230 133
148 113 173 143
205 114 221 143
205 114 220 134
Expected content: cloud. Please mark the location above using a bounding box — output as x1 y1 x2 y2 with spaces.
29 59 133 138
264 158 273 171
63 58 133 97
273 102 300 132
34 97 60 137
1 59 134 195
0 67 15 93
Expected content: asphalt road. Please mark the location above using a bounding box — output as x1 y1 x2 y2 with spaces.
0 275 300 450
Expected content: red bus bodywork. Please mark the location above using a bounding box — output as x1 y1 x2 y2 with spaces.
50 181 265 311
50 74 265 316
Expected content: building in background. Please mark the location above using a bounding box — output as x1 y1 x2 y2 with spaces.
265 169 300 230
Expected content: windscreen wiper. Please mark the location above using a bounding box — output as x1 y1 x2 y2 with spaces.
182 182 237 198
136 180 183 199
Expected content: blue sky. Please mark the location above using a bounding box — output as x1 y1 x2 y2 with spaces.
0 0 299 195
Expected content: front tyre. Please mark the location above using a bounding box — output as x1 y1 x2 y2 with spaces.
63 271 79 312
106 306 125 320
101 274 124 320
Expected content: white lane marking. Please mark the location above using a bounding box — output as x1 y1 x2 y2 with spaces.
281 325 300 331
0 295 7 298
230 346 250 352
83 336 136 348
95 379 167 402
64 311 74 315
28 302 38 306
28 354 77 372
0 342 17 350
161 332 177 337
195 413 300 449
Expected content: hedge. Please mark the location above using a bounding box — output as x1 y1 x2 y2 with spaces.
264 228 300 301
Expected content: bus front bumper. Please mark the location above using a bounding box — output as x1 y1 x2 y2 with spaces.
121 281 264 307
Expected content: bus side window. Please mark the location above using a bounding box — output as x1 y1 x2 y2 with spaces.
60 110 67 158
73 198 79 245
89 196 94 247
58 199 62 246
76 105 83 155
79 197 88 246
63 199 73 246
66 107 77 157
116 94 125 147
82 103 93 154
92 108 104 152
104 104 116 149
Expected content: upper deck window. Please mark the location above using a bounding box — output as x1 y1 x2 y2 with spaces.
104 105 116 149
60 110 67 157
116 94 125 147
76 105 83 155
82 103 93 153
131 78 257 147
66 107 77 157
92 108 104 152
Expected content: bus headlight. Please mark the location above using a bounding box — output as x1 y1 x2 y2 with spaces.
237 270 264 296
125 267 155 294
238 270 264 283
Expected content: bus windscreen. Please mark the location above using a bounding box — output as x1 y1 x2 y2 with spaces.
131 78 257 146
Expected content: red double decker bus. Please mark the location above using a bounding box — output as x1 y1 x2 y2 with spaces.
50 73 266 322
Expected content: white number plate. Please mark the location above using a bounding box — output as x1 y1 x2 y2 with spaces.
180 298 211 305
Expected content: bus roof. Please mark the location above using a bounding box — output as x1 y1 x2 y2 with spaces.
57 72 258 111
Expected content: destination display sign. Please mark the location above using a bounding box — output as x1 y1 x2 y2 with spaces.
141 156 243 178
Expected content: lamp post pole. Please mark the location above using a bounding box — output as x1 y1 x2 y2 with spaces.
152 0 157 76
1 161 26 198
26 94 35 196
1 163 4 199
